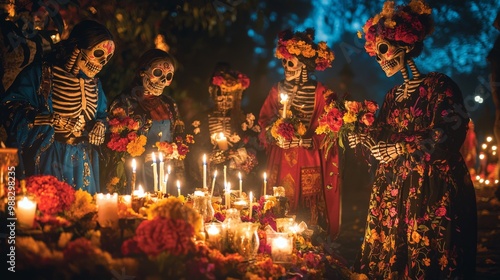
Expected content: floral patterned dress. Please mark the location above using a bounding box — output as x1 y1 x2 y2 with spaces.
354 72 477 279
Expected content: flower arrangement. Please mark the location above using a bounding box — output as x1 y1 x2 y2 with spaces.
107 111 147 158
359 0 433 56
155 134 194 160
26 175 75 216
211 70 250 91
267 111 307 144
275 28 335 71
316 91 379 152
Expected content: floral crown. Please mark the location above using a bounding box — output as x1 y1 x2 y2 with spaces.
359 0 433 56
275 28 335 71
211 70 250 91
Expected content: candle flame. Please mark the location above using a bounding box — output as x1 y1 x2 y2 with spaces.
167 165 171 174
152 152 156 162
159 152 163 162
132 158 137 172
203 154 207 164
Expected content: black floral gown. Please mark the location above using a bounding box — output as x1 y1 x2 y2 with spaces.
354 72 477 279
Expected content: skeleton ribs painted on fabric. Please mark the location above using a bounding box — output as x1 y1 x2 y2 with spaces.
51 65 98 139
208 114 232 137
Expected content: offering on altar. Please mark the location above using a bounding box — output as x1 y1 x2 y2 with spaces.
205 222 223 251
96 193 119 228
17 196 37 228
267 232 293 263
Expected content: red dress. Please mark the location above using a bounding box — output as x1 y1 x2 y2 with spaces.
258 81 341 238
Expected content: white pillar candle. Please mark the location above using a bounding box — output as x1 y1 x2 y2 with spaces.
159 152 164 193
216 132 228 150
211 170 217 197
203 154 207 189
17 196 36 228
269 233 293 263
96 193 119 228
151 152 158 192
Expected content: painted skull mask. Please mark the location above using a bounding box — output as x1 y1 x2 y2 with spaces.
212 83 240 112
142 59 175 96
375 37 409 77
282 56 304 81
77 40 115 78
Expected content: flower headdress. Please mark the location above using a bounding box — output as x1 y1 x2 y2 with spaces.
211 69 250 91
359 0 433 56
275 28 335 71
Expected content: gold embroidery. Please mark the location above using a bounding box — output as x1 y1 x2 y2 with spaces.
284 149 298 167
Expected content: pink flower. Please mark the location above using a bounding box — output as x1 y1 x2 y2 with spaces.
391 188 399 197
435 206 447 217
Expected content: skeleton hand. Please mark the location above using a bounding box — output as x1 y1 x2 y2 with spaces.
52 114 86 136
348 133 375 149
89 122 106 145
70 115 86 137
276 137 312 149
33 113 55 126
370 142 406 163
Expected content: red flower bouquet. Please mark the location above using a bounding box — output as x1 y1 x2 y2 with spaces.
316 93 379 152
26 175 75 216
155 134 194 160
107 115 146 157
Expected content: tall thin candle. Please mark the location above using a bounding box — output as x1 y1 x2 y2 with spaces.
280 93 289 118
249 191 253 219
238 172 242 197
151 152 158 192
165 165 171 194
263 172 267 197
224 165 227 187
203 154 207 189
159 152 164 193
131 158 137 192
177 180 181 197
225 182 231 209
211 170 218 197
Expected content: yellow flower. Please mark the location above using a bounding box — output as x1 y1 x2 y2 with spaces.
287 42 301 56
271 119 283 139
315 125 327 135
126 135 147 157
357 30 362 39
301 45 316 58
66 189 96 221
409 0 432 15
411 231 421 243
148 196 202 234
297 122 307 136
343 111 357 123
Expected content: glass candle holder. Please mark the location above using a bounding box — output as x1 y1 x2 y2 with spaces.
267 232 293 263
205 222 223 251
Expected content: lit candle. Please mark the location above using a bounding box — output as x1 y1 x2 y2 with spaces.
131 158 137 191
224 165 227 187
216 132 229 150
263 172 267 196
270 233 293 263
165 165 171 194
121 195 132 208
211 170 218 197
203 154 207 190
133 185 145 197
249 191 253 219
205 222 223 251
96 193 119 228
238 172 242 197
225 182 231 209
151 152 158 192
17 196 36 228
177 180 181 197
280 93 289 118
159 152 164 193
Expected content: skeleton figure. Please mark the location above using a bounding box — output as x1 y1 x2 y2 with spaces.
106 49 184 194
1 20 114 194
259 28 340 239
352 1 476 279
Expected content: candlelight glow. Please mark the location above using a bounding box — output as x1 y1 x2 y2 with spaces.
486 136 493 142
132 158 137 172
152 152 156 162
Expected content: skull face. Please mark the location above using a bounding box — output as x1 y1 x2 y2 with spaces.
375 37 409 77
213 86 239 112
282 56 304 81
142 59 175 96
77 40 115 78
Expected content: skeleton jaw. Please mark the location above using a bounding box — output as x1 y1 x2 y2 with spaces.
143 77 165 96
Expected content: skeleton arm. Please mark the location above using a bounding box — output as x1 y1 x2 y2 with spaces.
89 121 106 145
370 141 406 163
